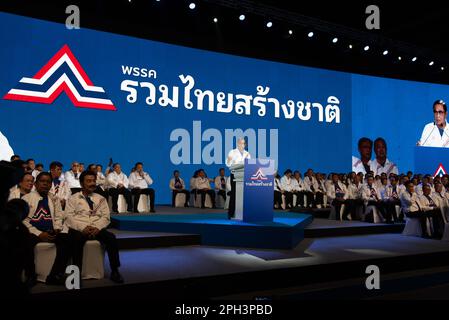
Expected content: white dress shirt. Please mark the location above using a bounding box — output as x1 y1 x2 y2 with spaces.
49 178 71 201
225 148 251 167
194 177 211 190
292 178 305 192
129 171 153 189
400 191 421 213
65 192 110 231
170 177 186 190
370 158 399 176
352 156 372 175
107 171 129 188
419 121 449 147
280 176 294 192
214 175 228 191
64 170 81 188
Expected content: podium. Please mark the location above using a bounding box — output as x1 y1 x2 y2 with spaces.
230 158 275 222
414 146 449 176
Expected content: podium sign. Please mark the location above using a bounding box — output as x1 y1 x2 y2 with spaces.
414 146 449 177
242 158 275 222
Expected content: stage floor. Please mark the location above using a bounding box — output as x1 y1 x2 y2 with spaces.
112 210 314 249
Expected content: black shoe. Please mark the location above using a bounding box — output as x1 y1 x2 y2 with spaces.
184 203 189 208
46 273 66 286
110 270 124 284
150 209 156 213
201 206 206 209
25 273 38 288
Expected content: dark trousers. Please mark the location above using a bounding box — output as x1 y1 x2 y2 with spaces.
274 191 282 208
27 233 73 278
304 191 314 207
131 188 155 212
217 190 227 202
228 173 236 219
345 199 364 220
197 189 216 208
383 199 401 222
315 191 325 206
69 228 121 271
172 189 190 207
406 209 444 238
331 199 348 220
293 191 306 207
108 187 132 212
366 200 387 222
283 191 294 208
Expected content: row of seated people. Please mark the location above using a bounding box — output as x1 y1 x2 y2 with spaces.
5 170 124 287
9 160 231 213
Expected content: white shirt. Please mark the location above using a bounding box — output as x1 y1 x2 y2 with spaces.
326 181 348 202
0 130 14 161
419 121 449 147
280 176 294 192
8 186 25 201
370 158 399 176
49 178 71 201
64 170 81 188
292 178 305 192
400 191 421 213
65 192 110 231
169 177 186 190
107 171 129 189
129 171 153 189
352 156 372 175
214 175 228 191
96 172 106 189
226 148 251 167
32 169 41 179
194 177 211 190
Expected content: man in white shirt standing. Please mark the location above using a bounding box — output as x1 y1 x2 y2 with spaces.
214 168 228 205
65 162 82 194
418 100 449 147
225 137 251 218
129 162 156 213
65 170 124 283
107 163 133 213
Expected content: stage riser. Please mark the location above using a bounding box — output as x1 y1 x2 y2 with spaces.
32 250 449 300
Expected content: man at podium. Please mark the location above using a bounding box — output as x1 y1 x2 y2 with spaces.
226 138 251 219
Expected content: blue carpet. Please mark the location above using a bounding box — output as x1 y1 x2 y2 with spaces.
112 212 313 249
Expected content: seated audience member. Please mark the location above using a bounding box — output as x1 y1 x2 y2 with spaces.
22 172 73 285
214 168 228 203
401 182 442 239
25 159 35 177
303 169 323 208
107 163 133 213
10 154 21 162
273 172 283 209
193 169 216 209
128 162 156 213
418 184 445 238
433 181 449 222
280 169 294 209
346 174 364 220
79 163 85 173
361 175 386 222
292 171 307 208
65 170 124 284
65 162 82 194
327 173 349 220
8 173 34 200
169 170 190 207
49 161 71 210
94 164 108 198
381 175 402 223
316 173 327 207
34 163 44 178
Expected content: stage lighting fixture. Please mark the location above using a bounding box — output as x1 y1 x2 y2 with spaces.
364 45 370 51
332 37 338 43
266 21 273 28
189 3 196 10
308 31 314 38
239 14 245 21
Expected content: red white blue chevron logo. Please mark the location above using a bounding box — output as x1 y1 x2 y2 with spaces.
433 163 447 178
251 168 268 180
3 44 116 111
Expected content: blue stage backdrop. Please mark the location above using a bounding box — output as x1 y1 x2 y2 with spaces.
0 13 351 204
3 13 449 204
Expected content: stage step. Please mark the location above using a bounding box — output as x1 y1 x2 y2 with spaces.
110 229 201 250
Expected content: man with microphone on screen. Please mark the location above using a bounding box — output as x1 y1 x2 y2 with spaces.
418 100 449 147
226 137 251 219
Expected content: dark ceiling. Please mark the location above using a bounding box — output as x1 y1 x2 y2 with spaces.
1 0 449 84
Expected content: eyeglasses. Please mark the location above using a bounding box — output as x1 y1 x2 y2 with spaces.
434 110 446 115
